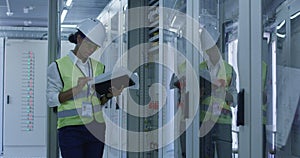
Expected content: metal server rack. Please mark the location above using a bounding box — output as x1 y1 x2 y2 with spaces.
162 1 188 157
143 1 160 157
146 0 188 157
98 0 129 157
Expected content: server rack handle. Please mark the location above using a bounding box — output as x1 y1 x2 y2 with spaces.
7 95 10 104
237 89 245 126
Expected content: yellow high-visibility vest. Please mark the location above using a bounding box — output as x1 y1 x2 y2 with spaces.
262 61 267 124
56 56 105 129
199 61 233 124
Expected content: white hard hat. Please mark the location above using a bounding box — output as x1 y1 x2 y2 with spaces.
200 24 220 51
77 18 106 47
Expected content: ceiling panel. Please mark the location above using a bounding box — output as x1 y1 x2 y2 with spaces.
0 0 6 6
0 0 111 27
0 0 48 27
0 0 111 39
65 0 110 24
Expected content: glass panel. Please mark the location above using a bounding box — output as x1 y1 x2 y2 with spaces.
262 1 282 157
289 8 300 158
198 1 239 158
261 2 282 157
263 0 300 157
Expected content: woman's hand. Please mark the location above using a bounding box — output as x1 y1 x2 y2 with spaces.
99 86 124 105
59 77 91 103
74 77 92 94
106 85 125 98
212 79 226 90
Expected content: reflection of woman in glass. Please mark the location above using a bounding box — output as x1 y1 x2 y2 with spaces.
199 24 237 158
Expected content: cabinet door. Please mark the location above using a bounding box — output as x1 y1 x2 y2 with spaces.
3 39 47 157
268 1 300 157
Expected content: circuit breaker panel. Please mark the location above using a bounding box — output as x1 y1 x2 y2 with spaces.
3 39 48 157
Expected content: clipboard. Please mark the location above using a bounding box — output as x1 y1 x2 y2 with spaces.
93 74 135 96
199 75 212 96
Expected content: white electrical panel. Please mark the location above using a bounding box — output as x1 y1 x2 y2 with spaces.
3 39 48 157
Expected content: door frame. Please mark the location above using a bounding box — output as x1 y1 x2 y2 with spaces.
238 0 263 158
0 38 4 155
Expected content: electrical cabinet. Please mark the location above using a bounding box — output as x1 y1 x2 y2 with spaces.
97 0 128 157
146 0 189 157
270 1 300 157
3 39 48 157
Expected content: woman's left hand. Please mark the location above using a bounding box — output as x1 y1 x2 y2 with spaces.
107 85 125 98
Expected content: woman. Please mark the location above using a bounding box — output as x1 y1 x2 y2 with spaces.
47 18 115 158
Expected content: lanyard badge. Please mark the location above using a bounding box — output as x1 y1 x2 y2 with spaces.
81 84 94 118
212 102 222 116
82 101 93 117
81 61 93 118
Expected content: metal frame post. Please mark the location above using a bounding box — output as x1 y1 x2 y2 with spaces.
47 0 61 157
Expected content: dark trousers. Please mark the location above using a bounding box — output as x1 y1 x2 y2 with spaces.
200 123 232 158
58 121 106 158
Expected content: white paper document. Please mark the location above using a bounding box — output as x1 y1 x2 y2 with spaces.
276 66 300 148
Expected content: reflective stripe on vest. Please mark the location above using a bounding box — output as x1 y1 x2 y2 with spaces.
56 56 105 129
200 95 232 124
58 104 102 118
262 61 267 124
199 61 233 124
178 61 186 74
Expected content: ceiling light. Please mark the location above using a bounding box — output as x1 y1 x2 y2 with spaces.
6 11 13 16
65 0 73 7
171 16 177 27
276 33 285 38
290 11 300 20
276 20 285 30
263 32 270 44
24 8 29 13
24 6 34 14
5 0 13 16
24 20 32 26
61 9 68 23
61 0 72 23
61 24 76 28
168 27 178 34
